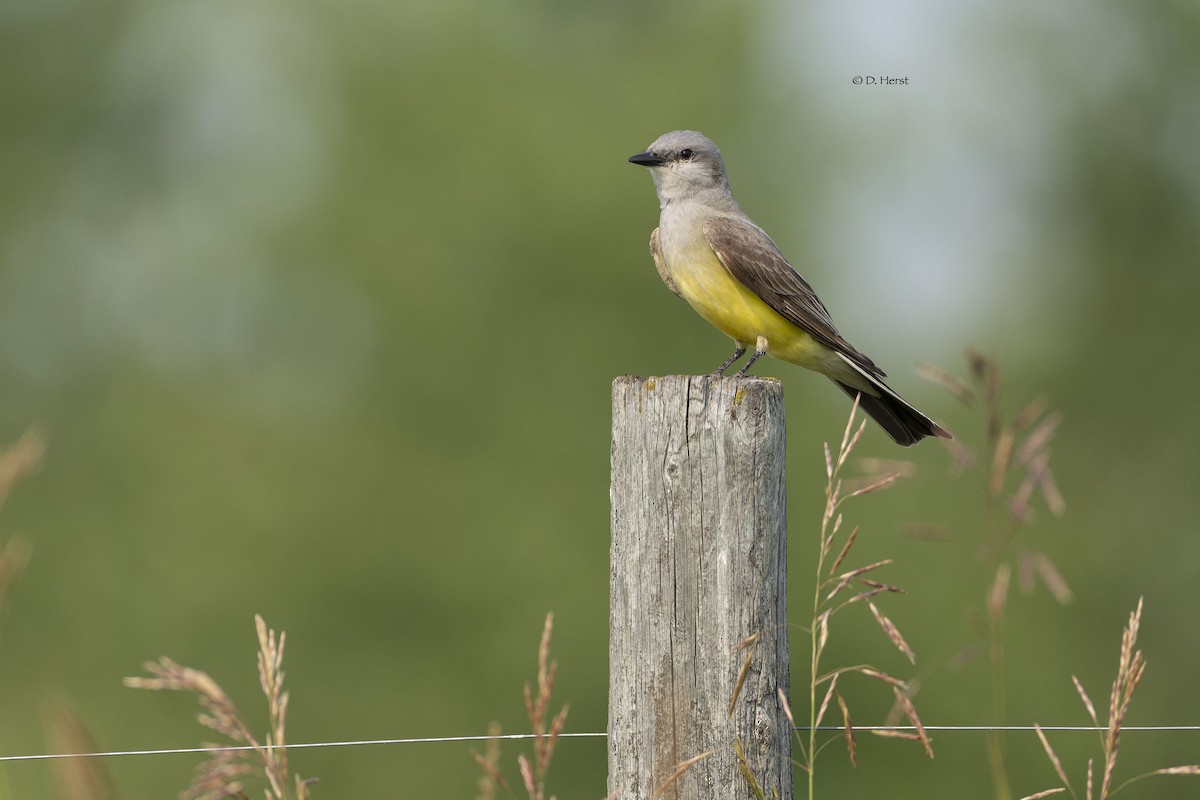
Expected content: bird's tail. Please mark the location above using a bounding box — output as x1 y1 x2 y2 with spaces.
831 357 952 447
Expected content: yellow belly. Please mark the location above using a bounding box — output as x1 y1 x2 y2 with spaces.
668 246 843 375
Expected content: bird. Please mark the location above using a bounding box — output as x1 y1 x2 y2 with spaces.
629 130 951 446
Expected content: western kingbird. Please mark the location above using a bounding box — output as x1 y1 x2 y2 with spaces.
629 130 951 446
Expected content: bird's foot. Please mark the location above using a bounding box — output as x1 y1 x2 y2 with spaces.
711 346 747 377
733 348 766 378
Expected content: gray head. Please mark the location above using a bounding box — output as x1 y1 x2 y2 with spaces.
628 130 737 208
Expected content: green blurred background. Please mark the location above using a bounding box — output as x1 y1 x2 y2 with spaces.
1 0 1198 797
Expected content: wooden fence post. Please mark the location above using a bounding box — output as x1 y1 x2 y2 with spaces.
609 375 792 800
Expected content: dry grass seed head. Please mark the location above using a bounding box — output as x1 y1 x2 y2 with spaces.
827 525 858 576
256 617 286 715
867 602 916 664
815 610 830 662
184 755 255 800
471 721 508 800
943 438 976 475
1034 553 1073 604
892 686 934 758
825 559 893 602
989 428 1015 502
836 693 856 767
843 586 896 607
126 658 254 745
1072 676 1099 727
882 679 921 727
733 738 767 800
255 616 291 790
842 472 902 501
820 513 843 560
517 612 568 787
1033 453 1067 516
958 349 1001 442
915 362 976 406
537 614 554 703
823 484 841 529
1017 413 1062 467
967 349 1003 441
1100 599 1146 800
1010 471 1038 523
294 774 317 800
835 397 865 472
776 687 795 726
1013 396 1050 430
950 644 981 670
651 750 718 800
869 729 922 743
45 699 119 800
856 458 918 479
814 673 839 729
0 428 45 507
1033 723 1073 791
852 666 907 689
545 705 569 773
517 753 538 800
727 634 758 718
858 579 904 594
125 617 309 800
1147 766 1200 776
988 563 1011 621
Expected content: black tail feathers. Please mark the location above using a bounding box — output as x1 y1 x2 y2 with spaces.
831 379 952 447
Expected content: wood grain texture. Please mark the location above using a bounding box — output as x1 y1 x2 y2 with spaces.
609 375 792 800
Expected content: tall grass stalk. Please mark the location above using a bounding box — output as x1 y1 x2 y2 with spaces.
920 352 1067 800
796 399 931 799
126 615 314 800
1024 599 1200 800
472 613 571 800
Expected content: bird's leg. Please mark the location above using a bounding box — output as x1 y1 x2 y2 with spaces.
733 337 769 378
711 344 747 377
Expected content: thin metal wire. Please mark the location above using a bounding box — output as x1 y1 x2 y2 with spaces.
0 733 607 763
3 726 1199 763
805 725 1200 732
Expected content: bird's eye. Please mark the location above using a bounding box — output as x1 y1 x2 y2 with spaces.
679 148 694 160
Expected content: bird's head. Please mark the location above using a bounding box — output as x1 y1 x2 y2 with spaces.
629 130 732 206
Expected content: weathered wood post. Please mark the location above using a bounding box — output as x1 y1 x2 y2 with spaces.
609 375 792 800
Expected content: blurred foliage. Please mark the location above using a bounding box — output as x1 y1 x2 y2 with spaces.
1 0 1198 798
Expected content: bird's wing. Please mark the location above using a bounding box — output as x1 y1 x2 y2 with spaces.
649 227 683 299
703 215 883 377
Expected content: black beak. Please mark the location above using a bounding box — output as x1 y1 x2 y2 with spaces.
628 151 667 167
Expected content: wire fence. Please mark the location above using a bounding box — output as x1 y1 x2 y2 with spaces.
4 726 1200 763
